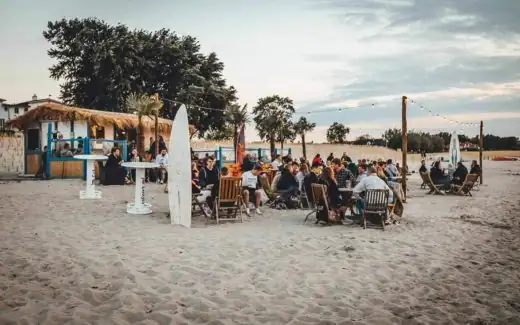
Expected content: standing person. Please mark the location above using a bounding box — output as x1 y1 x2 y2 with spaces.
242 153 255 172
271 154 283 172
36 146 48 179
127 148 142 183
155 149 169 184
241 165 263 215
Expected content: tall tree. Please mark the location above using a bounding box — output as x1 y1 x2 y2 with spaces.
252 95 295 159
43 18 236 137
293 116 316 159
326 122 350 144
125 93 162 156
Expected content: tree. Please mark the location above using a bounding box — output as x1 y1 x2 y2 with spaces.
125 93 163 156
252 95 295 159
43 18 236 137
293 116 316 159
326 122 350 144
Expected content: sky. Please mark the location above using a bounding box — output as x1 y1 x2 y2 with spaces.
1 0 519 142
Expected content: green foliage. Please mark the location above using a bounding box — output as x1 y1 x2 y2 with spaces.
326 122 350 144
293 116 316 158
43 18 236 137
382 128 520 151
252 95 295 158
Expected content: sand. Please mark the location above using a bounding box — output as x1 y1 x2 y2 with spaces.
1 161 519 325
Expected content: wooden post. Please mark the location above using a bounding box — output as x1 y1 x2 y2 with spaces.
401 96 408 200
479 120 483 184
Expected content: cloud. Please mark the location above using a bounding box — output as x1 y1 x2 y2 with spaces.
275 0 520 142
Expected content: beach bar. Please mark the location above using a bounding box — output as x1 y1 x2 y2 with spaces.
6 102 173 178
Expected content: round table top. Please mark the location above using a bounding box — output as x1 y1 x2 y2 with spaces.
74 154 108 161
338 187 353 192
122 162 160 169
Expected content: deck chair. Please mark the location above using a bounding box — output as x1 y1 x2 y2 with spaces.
302 188 316 223
310 184 339 224
362 189 390 231
192 193 210 219
214 177 243 224
420 172 445 195
451 173 478 197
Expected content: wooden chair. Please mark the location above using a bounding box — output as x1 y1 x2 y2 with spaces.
309 183 339 224
192 193 210 219
420 172 445 195
302 187 316 223
214 177 243 224
451 173 478 197
362 189 390 231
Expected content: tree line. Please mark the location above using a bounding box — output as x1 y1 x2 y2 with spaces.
43 18 518 158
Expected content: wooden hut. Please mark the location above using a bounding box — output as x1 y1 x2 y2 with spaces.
6 102 194 176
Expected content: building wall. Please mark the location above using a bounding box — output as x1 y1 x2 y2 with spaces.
0 132 24 174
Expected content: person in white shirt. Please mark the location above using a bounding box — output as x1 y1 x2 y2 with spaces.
271 154 283 173
155 149 168 184
241 165 263 215
353 166 393 213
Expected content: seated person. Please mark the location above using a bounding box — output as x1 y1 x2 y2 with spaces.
303 162 320 202
353 166 393 217
452 161 468 186
430 161 451 189
242 154 255 172
331 158 354 188
276 162 299 195
384 159 399 182
318 167 342 208
241 165 263 215
192 169 202 194
60 143 74 157
199 156 219 188
155 149 169 184
419 160 428 173
206 167 229 210
470 160 481 175
105 147 126 185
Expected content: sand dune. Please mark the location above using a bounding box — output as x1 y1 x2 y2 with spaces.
1 161 519 324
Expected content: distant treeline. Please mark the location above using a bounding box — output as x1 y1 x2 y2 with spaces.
348 128 520 152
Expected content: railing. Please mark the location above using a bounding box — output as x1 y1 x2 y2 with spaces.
193 146 292 169
45 124 127 179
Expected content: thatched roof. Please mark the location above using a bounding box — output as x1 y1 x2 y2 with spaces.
6 102 181 133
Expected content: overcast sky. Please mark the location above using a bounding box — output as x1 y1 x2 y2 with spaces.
1 0 519 141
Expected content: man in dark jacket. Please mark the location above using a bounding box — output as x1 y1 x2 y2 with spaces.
452 162 468 185
277 162 299 193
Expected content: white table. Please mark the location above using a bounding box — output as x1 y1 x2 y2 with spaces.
122 162 160 214
74 155 108 199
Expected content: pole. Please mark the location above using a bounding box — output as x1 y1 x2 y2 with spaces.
479 120 483 184
401 96 408 201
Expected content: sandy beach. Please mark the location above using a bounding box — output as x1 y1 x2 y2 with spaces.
1 161 519 325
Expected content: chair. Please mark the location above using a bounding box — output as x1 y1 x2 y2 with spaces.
309 183 338 224
302 189 316 223
214 177 243 224
451 173 478 197
192 193 210 219
362 189 390 231
420 172 445 195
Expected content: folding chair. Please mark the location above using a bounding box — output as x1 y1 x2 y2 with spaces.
451 174 478 197
214 177 243 224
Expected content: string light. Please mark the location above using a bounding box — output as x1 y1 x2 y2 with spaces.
408 97 480 128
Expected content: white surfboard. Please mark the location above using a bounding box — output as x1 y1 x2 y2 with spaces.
168 105 192 228
449 130 461 165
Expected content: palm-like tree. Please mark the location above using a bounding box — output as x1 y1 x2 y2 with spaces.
294 116 316 159
125 93 163 156
225 103 250 153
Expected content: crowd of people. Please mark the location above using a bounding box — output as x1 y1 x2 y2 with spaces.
420 158 481 191
188 150 405 224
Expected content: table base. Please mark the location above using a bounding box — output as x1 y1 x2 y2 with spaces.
127 202 152 215
80 190 102 199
